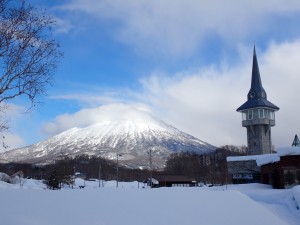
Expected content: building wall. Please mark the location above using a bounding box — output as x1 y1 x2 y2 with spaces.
227 160 261 184
261 163 283 188
247 125 271 155
227 160 260 174
261 155 300 189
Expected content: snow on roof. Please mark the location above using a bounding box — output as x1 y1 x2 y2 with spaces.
256 154 280 167
277 147 300 157
227 155 267 162
227 154 280 167
227 146 300 166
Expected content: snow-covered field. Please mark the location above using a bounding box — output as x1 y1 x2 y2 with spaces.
1 179 300 225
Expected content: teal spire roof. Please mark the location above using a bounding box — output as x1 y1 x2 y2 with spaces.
237 46 279 111
292 134 300 147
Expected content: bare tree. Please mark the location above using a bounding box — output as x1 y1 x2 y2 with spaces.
0 0 62 116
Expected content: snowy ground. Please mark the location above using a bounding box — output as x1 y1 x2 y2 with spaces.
0 179 300 225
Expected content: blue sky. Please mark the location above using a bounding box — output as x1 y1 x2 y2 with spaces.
3 0 300 150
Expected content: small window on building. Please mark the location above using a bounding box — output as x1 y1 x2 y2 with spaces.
259 109 264 118
269 111 275 120
248 110 253 120
242 112 247 121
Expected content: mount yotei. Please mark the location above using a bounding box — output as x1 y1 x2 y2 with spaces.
0 104 216 168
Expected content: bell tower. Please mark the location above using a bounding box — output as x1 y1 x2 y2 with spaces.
237 46 279 155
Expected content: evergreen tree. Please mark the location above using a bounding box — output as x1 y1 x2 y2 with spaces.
47 170 59 190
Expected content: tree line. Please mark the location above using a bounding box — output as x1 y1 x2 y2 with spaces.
0 145 246 188
163 145 246 184
0 154 152 188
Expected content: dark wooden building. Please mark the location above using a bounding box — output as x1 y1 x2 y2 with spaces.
261 154 300 189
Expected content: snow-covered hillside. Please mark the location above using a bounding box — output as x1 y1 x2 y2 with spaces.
0 104 216 168
0 179 299 225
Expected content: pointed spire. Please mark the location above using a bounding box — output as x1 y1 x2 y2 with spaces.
247 46 266 100
236 46 279 111
251 46 263 89
292 134 300 147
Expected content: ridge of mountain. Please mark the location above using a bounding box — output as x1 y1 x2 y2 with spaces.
0 105 216 169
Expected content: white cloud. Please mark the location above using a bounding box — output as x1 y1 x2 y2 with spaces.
138 59 249 146
0 103 25 117
0 132 25 153
0 103 26 132
0 104 26 152
42 103 152 135
49 93 122 107
0 103 38 151
53 17 75 34
57 0 300 56
259 41 300 147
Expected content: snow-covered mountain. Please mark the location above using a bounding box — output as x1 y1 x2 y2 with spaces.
0 104 216 168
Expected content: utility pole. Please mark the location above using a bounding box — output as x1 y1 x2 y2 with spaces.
148 149 153 188
116 153 119 188
72 165 75 189
98 161 102 188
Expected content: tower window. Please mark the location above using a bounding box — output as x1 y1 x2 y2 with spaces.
259 109 264 118
248 110 253 120
242 112 247 121
269 111 275 120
